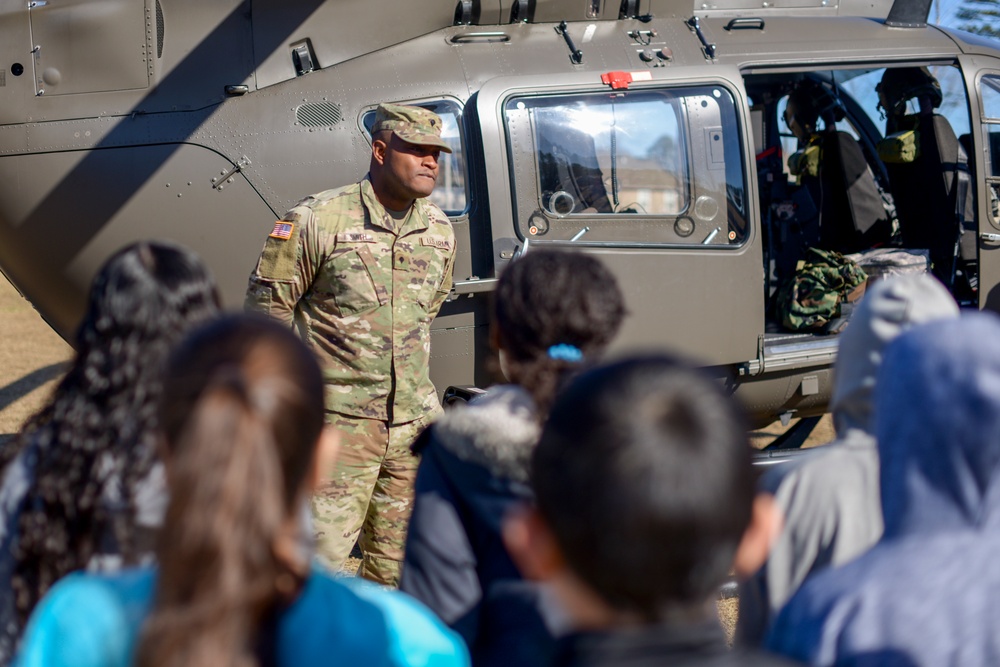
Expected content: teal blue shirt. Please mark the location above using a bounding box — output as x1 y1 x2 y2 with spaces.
15 566 469 667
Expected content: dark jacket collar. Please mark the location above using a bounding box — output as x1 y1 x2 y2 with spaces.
554 620 798 667
553 620 729 667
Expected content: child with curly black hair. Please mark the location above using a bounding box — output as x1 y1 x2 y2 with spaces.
0 241 220 662
401 249 626 667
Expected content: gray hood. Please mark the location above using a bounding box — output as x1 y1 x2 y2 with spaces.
766 312 1000 667
878 312 1000 537
830 274 958 436
433 385 540 482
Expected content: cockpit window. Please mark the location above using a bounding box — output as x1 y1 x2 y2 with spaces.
836 65 970 138
982 75 1000 122
362 100 467 216
503 86 747 246
982 76 1000 179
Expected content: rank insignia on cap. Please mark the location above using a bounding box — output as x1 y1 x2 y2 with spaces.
269 221 294 240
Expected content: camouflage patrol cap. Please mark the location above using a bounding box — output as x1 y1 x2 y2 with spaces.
371 103 453 153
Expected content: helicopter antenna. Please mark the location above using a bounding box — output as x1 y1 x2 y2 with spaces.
885 0 931 28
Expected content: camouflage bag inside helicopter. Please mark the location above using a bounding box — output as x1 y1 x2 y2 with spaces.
778 248 869 333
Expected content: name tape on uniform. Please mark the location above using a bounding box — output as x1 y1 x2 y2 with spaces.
420 237 453 250
337 232 376 243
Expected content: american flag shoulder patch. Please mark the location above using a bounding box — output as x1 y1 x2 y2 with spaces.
269 221 294 240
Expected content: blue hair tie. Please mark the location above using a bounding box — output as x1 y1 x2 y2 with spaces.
547 344 583 363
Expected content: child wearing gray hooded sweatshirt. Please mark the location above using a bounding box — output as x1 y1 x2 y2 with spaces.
767 311 1000 665
737 273 959 645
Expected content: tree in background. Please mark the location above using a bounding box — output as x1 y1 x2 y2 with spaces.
955 0 1000 38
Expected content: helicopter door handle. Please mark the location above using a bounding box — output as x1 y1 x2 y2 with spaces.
450 32 510 44
725 18 765 31
981 233 1000 244
448 277 499 301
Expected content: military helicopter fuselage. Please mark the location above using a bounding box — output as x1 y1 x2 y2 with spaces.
1 0 999 427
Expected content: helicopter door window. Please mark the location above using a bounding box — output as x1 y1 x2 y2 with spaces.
362 101 467 216
518 94 686 217
979 75 1000 227
504 86 747 246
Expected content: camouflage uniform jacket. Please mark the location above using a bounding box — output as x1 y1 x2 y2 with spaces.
246 176 455 423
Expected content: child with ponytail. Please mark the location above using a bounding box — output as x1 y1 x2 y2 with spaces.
15 315 468 667
401 250 626 667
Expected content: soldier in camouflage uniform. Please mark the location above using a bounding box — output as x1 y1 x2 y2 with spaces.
245 103 456 585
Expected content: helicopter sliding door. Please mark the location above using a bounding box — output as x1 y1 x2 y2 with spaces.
482 78 763 366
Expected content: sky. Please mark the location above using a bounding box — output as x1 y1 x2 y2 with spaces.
931 0 964 27
930 0 1000 31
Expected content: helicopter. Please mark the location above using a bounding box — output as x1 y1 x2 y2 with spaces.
0 0 998 431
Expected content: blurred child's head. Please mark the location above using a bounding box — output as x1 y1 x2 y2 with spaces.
158 313 330 524
505 356 777 626
492 250 625 413
138 314 336 667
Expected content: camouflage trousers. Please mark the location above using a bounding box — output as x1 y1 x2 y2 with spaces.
313 411 433 586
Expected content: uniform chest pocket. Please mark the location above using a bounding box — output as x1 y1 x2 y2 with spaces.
410 241 451 309
314 246 386 317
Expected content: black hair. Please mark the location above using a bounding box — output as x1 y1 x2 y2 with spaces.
493 250 626 416
531 356 754 619
3 240 220 631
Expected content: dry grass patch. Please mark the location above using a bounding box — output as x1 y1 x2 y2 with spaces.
0 277 72 439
